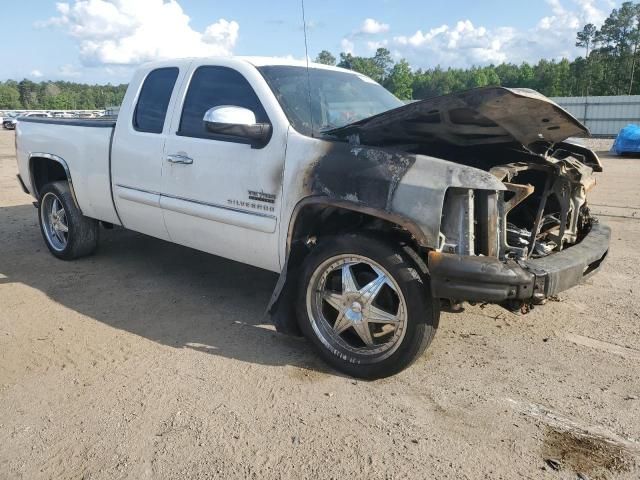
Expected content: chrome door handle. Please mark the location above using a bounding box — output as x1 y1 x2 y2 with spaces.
167 154 194 165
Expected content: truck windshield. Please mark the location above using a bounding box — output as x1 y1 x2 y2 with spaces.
258 65 403 137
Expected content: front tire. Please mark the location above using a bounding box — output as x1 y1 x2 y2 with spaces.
296 234 439 379
38 181 98 260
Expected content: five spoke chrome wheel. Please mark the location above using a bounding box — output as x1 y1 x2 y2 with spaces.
307 255 408 360
40 192 69 251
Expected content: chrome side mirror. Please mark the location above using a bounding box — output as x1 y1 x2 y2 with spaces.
203 106 272 147
204 105 256 125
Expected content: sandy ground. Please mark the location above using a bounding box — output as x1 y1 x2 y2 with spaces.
0 130 639 480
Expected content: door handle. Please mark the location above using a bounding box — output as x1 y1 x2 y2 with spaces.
167 154 194 165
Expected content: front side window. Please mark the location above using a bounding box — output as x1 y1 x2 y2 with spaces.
258 66 403 137
179 66 268 139
133 67 179 134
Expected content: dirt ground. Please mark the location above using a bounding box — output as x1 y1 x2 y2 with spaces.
0 130 639 480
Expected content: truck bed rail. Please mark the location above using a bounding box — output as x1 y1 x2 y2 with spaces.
17 117 116 128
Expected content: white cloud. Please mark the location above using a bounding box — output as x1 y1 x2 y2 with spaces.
539 0 609 30
40 0 239 66
393 20 513 66
30 69 44 78
341 38 355 55
358 18 390 35
379 0 613 68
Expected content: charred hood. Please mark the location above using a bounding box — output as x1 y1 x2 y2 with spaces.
326 86 589 150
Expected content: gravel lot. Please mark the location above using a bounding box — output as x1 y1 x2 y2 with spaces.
1 130 639 479
570 137 616 152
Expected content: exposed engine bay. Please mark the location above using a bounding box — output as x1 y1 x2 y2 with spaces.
431 141 600 262
494 148 596 260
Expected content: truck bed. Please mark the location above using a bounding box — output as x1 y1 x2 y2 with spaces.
15 117 120 225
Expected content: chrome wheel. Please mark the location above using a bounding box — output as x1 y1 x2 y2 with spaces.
307 254 408 361
40 192 69 252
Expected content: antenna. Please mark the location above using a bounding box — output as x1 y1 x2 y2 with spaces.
301 0 315 137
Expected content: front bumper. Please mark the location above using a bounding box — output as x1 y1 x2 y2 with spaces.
428 222 610 303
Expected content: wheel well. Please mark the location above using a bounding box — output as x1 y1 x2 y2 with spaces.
267 202 429 336
289 202 430 279
30 157 68 199
289 204 422 255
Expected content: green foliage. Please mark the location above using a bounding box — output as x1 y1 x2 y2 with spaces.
335 50 601 99
338 48 393 84
384 60 413 99
0 79 127 110
315 50 336 66
0 83 20 109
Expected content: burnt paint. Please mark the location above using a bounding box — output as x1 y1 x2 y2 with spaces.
310 142 416 211
266 141 418 335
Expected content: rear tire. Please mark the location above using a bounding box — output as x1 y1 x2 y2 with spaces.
38 181 98 260
296 234 439 379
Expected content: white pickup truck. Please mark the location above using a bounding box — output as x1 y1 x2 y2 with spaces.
15 57 610 378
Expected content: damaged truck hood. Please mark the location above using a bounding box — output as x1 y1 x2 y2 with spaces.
326 86 588 149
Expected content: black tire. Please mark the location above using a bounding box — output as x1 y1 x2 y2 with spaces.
38 181 98 260
296 234 439 379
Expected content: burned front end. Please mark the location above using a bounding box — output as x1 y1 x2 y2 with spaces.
327 86 610 310
429 144 609 309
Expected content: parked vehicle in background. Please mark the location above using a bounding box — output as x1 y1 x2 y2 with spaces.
4 112 51 130
610 124 640 154
14 57 610 378
3 113 19 129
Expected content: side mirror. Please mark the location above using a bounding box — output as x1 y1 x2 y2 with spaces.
203 106 272 147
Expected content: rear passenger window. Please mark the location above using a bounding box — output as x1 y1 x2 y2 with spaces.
178 66 268 139
133 67 179 134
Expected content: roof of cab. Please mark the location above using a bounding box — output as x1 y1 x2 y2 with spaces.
239 56 352 73
138 56 358 75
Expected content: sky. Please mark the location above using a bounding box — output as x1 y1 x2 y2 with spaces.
0 0 623 84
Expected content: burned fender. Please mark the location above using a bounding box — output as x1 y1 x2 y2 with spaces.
267 142 422 335
310 142 504 246
310 143 416 212
266 140 505 334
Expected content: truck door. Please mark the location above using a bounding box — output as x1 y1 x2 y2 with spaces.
160 62 287 272
111 65 186 241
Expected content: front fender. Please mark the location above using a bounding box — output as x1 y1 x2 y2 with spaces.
309 142 505 249
267 143 505 334
392 153 506 248
285 196 430 249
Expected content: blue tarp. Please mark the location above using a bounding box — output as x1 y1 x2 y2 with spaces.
612 124 640 154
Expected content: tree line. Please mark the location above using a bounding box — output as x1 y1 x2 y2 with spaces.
0 79 127 111
2 1 640 109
